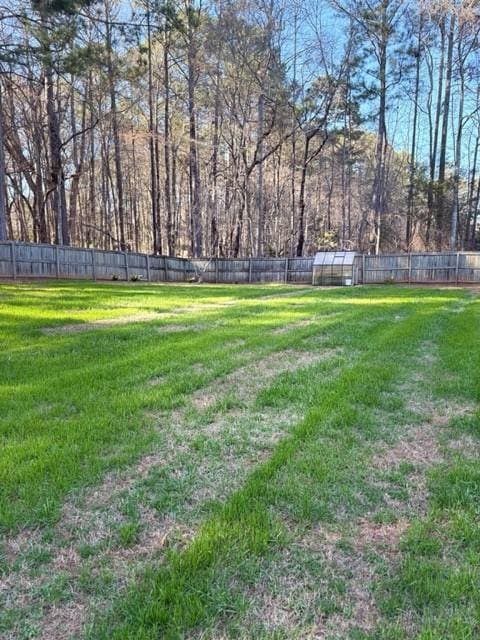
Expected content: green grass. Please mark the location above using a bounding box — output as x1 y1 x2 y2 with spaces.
0 281 479 639
374 294 480 640
0 281 311 530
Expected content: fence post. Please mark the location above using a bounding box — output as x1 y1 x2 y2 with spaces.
146 254 151 281
248 258 253 283
284 258 289 283
455 251 460 284
407 253 412 284
124 252 129 281
362 254 366 284
215 258 219 283
55 244 60 279
91 249 96 281
10 241 17 280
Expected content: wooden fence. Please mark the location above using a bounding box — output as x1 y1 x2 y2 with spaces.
359 252 480 284
191 257 314 284
194 253 480 285
1 242 480 285
0 242 195 282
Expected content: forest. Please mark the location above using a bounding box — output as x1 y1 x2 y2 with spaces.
0 0 479 258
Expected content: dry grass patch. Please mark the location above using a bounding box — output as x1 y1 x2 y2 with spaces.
259 288 313 300
240 384 477 638
372 400 475 474
190 348 336 411
372 423 442 471
166 300 239 315
41 311 161 334
36 602 88 640
155 323 207 334
355 518 410 554
446 432 480 458
1 349 333 639
245 520 395 638
244 521 384 639
3 407 301 638
271 319 316 335
325 552 380 638
146 375 165 387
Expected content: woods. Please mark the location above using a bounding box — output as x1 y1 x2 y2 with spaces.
0 0 479 257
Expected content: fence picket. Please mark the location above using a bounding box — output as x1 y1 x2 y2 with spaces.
10 241 16 280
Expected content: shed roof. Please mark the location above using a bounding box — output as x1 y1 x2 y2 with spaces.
313 251 356 267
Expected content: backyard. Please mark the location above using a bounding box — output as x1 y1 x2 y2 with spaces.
1 281 479 640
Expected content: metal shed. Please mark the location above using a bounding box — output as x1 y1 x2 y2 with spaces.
312 251 357 286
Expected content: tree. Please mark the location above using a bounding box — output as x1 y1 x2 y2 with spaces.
333 0 406 253
0 0 478 258
31 0 95 245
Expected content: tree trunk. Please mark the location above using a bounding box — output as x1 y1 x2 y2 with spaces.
464 131 479 249
210 61 220 256
164 29 173 255
69 80 88 246
0 83 8 240
146 6 160 254
437 12 455 249
471 172 480 249
427 16 445 245
256 93 265 256
87 77 96 247
406 16 422 249
105 5 126 251
187 4 202 257
450 39 464 250
296 133 311 257
372 1 388 255
45 67 69 245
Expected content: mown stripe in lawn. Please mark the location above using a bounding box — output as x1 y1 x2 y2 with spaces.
90 294 462 639
235 331 477 639
0 348 343 640
3 283 394 534
36 286 315 336
2 289 400 638
0 292 350 531
0 285 465 639
370 295 480 640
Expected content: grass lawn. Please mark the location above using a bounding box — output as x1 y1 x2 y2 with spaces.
0 281 479 640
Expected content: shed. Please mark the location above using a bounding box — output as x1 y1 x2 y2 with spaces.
312 251 357 286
